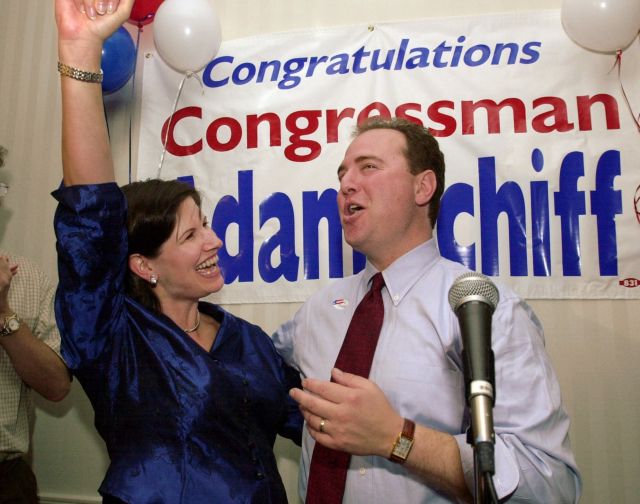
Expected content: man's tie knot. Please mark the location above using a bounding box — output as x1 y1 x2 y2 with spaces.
370 271 385 293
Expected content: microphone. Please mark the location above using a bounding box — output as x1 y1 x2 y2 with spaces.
448 272 499 477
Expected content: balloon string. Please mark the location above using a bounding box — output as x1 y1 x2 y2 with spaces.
157 71 205 179
611 49 640 132
103 100 110 140
136 13 155 30
129 26 143 184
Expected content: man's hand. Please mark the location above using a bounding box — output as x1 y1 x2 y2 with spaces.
289 367 404 458
292 368 472 501
0 255 18 315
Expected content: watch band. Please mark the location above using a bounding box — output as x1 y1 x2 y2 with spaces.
389 418 415 464
0 312 21 337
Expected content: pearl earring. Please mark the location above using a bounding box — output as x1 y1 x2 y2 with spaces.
149 273 158 286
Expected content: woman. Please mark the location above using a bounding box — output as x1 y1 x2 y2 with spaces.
53 0 302 502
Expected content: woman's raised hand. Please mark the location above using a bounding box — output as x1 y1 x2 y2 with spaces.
55 0 133 46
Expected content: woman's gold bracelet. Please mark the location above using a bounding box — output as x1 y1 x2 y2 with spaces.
57 61 103 83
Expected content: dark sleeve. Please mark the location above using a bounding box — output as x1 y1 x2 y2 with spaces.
52 183 129 369
251 319 304 445
278 359 303 446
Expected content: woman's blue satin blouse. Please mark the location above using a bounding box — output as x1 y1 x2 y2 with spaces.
53 183 302 503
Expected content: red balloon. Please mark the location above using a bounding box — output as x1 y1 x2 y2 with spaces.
128 0 164 27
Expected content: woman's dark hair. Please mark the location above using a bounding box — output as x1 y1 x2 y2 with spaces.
121 179 201 313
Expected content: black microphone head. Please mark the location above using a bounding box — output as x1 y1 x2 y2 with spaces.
448 272 500 313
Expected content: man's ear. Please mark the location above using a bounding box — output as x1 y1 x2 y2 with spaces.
415 169 437 207
128 254 153 281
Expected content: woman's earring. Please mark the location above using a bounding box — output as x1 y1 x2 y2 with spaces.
149 273 158 286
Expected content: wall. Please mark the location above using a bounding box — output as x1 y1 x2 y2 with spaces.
1 1 639 503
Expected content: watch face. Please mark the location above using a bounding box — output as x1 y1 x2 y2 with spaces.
395 437 412 457
8 318 20 331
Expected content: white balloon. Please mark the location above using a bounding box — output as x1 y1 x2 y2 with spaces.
561 0 640 53
153 0 222 73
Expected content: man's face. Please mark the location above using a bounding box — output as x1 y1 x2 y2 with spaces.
336 128 433 270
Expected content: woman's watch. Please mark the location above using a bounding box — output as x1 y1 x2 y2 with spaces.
389 418 415 464
0 312 21 337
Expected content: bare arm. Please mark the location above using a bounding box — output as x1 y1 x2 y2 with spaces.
0 257 70 401
290 368 473 502
55 0 133 185
0 325 70 401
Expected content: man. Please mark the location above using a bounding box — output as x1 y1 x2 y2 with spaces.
272 119 582 502
0 145 70 503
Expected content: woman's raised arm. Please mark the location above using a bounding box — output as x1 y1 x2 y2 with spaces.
55 0 133 186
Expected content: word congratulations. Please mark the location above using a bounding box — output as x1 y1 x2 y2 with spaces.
202 37 541 91
207 148 621 284
161 94 620 162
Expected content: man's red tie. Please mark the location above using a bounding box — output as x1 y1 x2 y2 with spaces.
305 272 386 504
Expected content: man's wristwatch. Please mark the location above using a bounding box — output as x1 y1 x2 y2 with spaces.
389 418 415 464
0 312 21 337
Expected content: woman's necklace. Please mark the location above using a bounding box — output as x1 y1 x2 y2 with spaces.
184 311 201 333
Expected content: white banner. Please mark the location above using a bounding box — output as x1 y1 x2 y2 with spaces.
137 9 640 303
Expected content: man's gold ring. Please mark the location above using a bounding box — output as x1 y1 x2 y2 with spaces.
319 418 326 433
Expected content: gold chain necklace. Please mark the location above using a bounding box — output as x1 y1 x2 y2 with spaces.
184 311 201 333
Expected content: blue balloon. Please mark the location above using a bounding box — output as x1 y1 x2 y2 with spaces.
101 27 136 94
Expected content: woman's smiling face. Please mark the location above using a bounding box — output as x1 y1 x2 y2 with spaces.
150 197 224 304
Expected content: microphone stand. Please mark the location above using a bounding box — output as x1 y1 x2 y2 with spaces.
467 378 499 504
